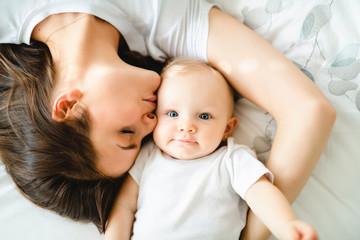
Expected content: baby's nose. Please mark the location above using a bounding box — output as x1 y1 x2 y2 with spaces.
179 121 196 133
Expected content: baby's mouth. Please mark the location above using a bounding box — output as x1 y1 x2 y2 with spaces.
176 139 196 144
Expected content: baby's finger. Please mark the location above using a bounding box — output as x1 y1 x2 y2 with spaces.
294 221 318 240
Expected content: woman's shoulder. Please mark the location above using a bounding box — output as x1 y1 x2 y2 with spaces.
0 0 39 44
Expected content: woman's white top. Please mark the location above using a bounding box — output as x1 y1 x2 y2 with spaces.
0 0 217 61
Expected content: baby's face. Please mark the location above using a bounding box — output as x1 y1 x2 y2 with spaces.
153 69 234 160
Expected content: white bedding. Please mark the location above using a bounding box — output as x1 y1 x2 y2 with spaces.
1 0 359 239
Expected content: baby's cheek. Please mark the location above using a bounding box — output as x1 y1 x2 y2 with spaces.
153 126 165 146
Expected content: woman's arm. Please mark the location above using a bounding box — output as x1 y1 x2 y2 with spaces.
104 175 139 240
207 8 336 239
245 176 318 240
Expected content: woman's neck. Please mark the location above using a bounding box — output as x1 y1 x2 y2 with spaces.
32 13 121 85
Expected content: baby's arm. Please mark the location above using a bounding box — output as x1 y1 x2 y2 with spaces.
244 176 318 240
105 175 139 240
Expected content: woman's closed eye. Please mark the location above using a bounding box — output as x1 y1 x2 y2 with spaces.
120 129 135 134
116 143 137 150
117 129 137 150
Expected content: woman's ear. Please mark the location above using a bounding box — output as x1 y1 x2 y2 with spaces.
52 89 83 122
223 116 238 141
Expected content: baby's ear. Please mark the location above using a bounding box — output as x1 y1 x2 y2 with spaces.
52 89 83 122
223 116 238 140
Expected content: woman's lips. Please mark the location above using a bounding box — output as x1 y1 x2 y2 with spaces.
143 96 157 108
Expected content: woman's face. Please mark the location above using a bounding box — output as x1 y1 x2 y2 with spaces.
82 62 160 177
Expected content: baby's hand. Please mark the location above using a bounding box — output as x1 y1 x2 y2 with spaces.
278 220 318 240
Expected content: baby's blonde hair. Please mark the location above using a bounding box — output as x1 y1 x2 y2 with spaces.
161 57 235 113
161 57 218 78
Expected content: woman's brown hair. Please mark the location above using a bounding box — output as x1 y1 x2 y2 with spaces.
0 41 163 232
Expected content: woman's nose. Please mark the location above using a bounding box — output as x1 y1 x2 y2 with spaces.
142 112 157 131
146 70 161 92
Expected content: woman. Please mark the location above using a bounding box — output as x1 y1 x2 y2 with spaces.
0 0 336 238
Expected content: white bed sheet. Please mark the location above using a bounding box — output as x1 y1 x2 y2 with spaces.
1 0 359 239
0 164 103 240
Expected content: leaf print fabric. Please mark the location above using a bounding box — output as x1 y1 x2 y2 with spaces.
299 5 331 41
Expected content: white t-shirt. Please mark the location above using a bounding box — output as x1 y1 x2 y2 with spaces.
0 0 217 62
129 137 273 240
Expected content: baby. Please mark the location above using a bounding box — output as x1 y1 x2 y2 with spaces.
105 58 318 240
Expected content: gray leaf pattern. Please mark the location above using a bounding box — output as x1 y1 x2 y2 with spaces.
242 7 270 29
328 44 360 97
265 0 285 14
243 0 286 30
301 68 315 82
356 91 360 111
328 80 358 96
329 61 360 80
299 5 331 41
242 0 360 112
295 3 360 111
331 43 360 67
329 44 360 80
293 62 314 81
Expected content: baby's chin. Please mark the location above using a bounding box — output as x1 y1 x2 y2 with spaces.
164 147 214 160
171 153 198 160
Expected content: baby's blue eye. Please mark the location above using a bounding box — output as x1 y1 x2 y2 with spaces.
199 113 211 120
168 111 178 117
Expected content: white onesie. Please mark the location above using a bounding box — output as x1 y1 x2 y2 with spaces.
130 137 273 240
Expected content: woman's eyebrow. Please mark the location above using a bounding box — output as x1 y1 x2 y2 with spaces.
116 144 137 150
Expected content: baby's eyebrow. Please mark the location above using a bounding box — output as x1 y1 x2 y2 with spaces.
116 144 137 150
